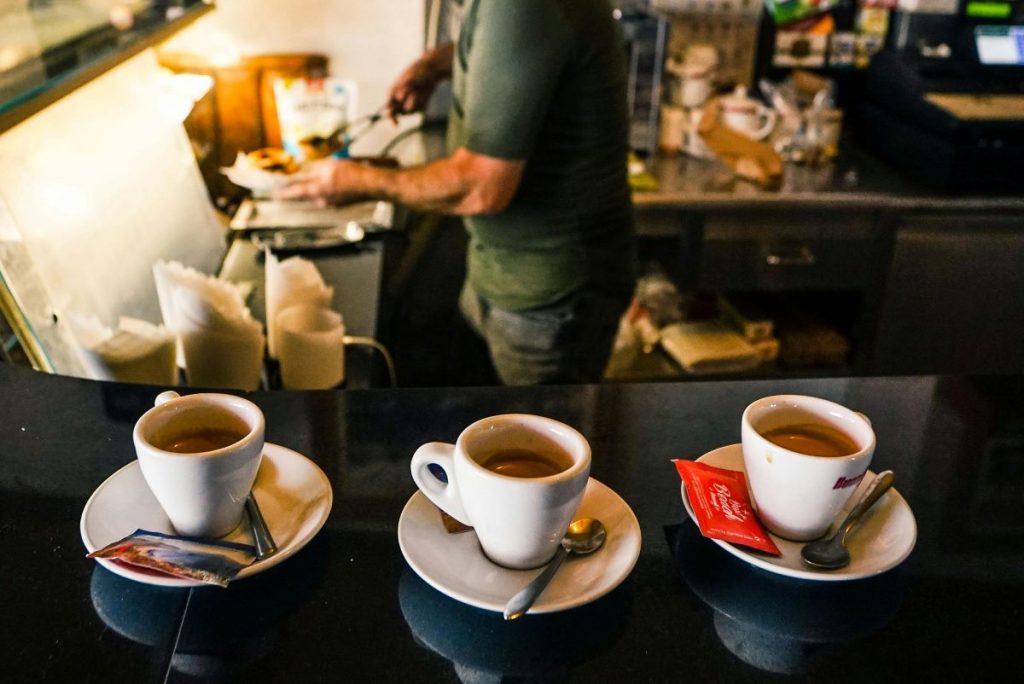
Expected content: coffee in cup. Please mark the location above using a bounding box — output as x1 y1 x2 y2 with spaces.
477 445 574 478
741 395 875 541
134 390 265 538
759 423 860 458
152 416 252 455
410 414 591 569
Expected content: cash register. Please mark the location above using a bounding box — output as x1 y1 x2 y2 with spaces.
858 2 1024 191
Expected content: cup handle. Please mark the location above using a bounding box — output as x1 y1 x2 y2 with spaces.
410 442 471 526
155 390 180 406
753 108 778 141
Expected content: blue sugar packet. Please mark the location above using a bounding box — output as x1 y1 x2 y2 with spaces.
87 530 257 587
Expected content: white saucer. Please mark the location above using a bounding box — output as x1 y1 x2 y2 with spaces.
680 444 917 582
81 443 333 587
398 477 642 614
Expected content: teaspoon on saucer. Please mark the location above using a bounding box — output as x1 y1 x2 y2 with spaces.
801 471 895 570
503 518 606 620
245 492 278 560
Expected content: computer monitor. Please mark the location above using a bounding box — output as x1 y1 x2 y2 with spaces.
974 25 1024 65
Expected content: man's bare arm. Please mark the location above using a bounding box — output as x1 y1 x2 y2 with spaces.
276 147 525 216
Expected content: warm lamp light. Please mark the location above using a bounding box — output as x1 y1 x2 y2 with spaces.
109 5 135 31
207 47 242 69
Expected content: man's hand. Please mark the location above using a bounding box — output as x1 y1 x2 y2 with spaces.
386 44 454 122
387 61 438 121
274 159 366 206
273 147 523 216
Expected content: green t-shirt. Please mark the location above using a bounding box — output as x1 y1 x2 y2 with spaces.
448 0 636 311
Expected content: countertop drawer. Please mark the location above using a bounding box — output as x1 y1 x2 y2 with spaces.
697 212 877 291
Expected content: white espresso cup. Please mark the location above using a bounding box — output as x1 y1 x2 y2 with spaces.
741 395 875 541
134 390 265 537
410 414 591 569
719 86 778 141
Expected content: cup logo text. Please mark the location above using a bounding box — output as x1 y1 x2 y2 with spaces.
833 471 867 490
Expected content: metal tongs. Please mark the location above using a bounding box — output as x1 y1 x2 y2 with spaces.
310 103 388 158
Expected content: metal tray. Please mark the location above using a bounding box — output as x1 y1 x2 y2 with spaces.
230 199 394 231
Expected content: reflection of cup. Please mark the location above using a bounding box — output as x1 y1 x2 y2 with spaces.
91 537 327 678
410 414 591 569
134 390 264 537
741 395 875 541
171 536 328 676
276 304 346 390
669 523 906 675
90 565 186 648
399 568 629 681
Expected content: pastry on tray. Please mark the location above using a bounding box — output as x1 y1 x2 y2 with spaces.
245 147 301 174
223 148 301 195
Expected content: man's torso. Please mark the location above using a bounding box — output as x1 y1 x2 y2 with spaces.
448 0 636 311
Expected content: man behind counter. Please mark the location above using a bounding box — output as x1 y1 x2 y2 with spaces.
279 0 636 385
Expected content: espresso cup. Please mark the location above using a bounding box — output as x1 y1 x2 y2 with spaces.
741 395 875 541
134 390 265 537
410 414 591 569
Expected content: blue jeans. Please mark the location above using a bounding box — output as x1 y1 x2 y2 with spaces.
459 284 629 386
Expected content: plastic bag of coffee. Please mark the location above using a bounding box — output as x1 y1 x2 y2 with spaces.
674 460 781 555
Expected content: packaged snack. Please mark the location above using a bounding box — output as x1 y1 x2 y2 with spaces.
87 530 257 587
674 460 781 555
273 77 357 160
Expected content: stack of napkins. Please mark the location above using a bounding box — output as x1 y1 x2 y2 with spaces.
153 261 265 390
68 314 177 385
265 251 334 360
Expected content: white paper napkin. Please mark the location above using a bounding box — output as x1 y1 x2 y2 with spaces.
68 314 177 385
264 251 334 359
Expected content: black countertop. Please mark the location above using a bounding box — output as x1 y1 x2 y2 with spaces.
636 145 1024 212
400 126 1024 213
2 362 1023 681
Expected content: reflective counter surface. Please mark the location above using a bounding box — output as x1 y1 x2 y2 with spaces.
1 363 1022 681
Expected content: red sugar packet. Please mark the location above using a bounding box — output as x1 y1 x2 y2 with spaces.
673 459 781 556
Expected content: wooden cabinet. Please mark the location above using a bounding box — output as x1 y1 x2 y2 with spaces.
636 207 1024 377
871 214 1024 374
697 211 878 292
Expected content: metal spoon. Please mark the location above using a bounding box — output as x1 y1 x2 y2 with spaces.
245 492 278 560
801 470 895 570
503 518 606 621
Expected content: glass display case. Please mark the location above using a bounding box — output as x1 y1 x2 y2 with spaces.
0 0 211 133
0 1 222 376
